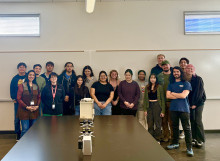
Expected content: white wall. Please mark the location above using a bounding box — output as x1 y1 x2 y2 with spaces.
0 1 220 130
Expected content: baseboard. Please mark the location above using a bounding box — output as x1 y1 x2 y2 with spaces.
205 130 220 133
0 131 15 134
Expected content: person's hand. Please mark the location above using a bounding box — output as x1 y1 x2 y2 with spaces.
33 106 39 111
191 105 196 109
144 111 147 116
64 96 69 102
26 106 34 112
97 102 103 108
124 101 130 108
13 100 17 103
101 103 107 109
160 113 165 117
129 103 134 109
112 100 118 106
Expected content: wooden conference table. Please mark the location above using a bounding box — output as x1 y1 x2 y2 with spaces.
2 116 174 161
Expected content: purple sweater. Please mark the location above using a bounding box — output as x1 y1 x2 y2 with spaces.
118 80 140 110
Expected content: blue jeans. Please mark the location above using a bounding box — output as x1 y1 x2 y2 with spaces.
14 103 21 134
94 102 112 115
21 119 37 137
75 105 80 115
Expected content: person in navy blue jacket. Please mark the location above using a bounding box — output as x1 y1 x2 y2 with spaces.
10 62 27 141
58 62 77 115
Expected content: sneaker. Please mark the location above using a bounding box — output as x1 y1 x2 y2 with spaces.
196 141 204 148
16 133 20 141
179 132 185 139
187 148 194 157
192 139 197 147
167 144 180 150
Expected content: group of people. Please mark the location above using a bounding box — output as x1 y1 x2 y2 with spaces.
10 54 206 157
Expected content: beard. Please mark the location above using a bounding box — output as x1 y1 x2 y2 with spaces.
164 69 169 72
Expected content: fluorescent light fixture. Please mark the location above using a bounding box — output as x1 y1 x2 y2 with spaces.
86 0 96 13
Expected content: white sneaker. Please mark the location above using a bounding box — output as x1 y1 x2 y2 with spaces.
179 132 185 139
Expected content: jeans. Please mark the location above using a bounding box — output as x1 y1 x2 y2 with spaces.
147 102 162 141
75 105 80 116
94 102 112 115
171 111 192 150
190 105 205 142
21 119 37 137
14 103 21 135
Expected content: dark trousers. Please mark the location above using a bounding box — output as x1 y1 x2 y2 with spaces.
63 101 74 115
190 105 205 142
162 102 173 140
121 108 137 116
171 111 192 150
147 102 162 141
112 102 121 115
14 103 21 135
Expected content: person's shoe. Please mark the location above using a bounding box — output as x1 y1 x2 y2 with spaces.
187 148 194 157
16 134 20 141
192 139 197 147
157 141 161 145
162 138 169 142
196 141 204 148
179 132 185 139
167 144 179 150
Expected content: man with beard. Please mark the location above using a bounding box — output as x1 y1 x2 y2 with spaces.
166 66 193 157
157 60 172 142
41 61 54 84
58 62 76 115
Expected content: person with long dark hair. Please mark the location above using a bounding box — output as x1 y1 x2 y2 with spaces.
58 62 76 115
82 65 97 90
143 74 165 143
109 70 121 115
69 75 90 115
41 72 65 116
118 69 140 116
186 64 206 147
166 66 194 157
90 71 114 115
17 70 40 137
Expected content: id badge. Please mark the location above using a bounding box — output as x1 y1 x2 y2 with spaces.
30 100 34 106
52 102 55 109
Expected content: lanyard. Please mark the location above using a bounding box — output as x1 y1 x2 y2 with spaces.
51 85 57 102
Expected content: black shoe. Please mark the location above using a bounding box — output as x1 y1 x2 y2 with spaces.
192 139 197 147
16 134 20 141
196 141 204 148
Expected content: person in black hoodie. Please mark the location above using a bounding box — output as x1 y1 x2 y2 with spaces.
41 72 65 116
69 75 90 115
186 64 206 148
10 62 27 141
58 62 77 115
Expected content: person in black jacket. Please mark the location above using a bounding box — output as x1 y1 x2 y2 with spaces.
186 64 206 147
58 62 77 115
41 72 65 116
69 75 90 115
10 62 27 141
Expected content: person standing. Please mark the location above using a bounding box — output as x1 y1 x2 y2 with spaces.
10 62 27 141
58 62 77 115
90 71 114 115
186 64 206 147
17 70 40 137
118 69 140 116
82 65 97 91
157 60 173 142
41 61 54 84
70 75 90 115
143 74 165 143
41 72 65 116
150 54 165 76
109 70 121 115
166 66 194 157
136 70 148 129
33 64 46 116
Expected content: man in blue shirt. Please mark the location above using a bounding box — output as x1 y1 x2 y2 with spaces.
166 66 194 157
